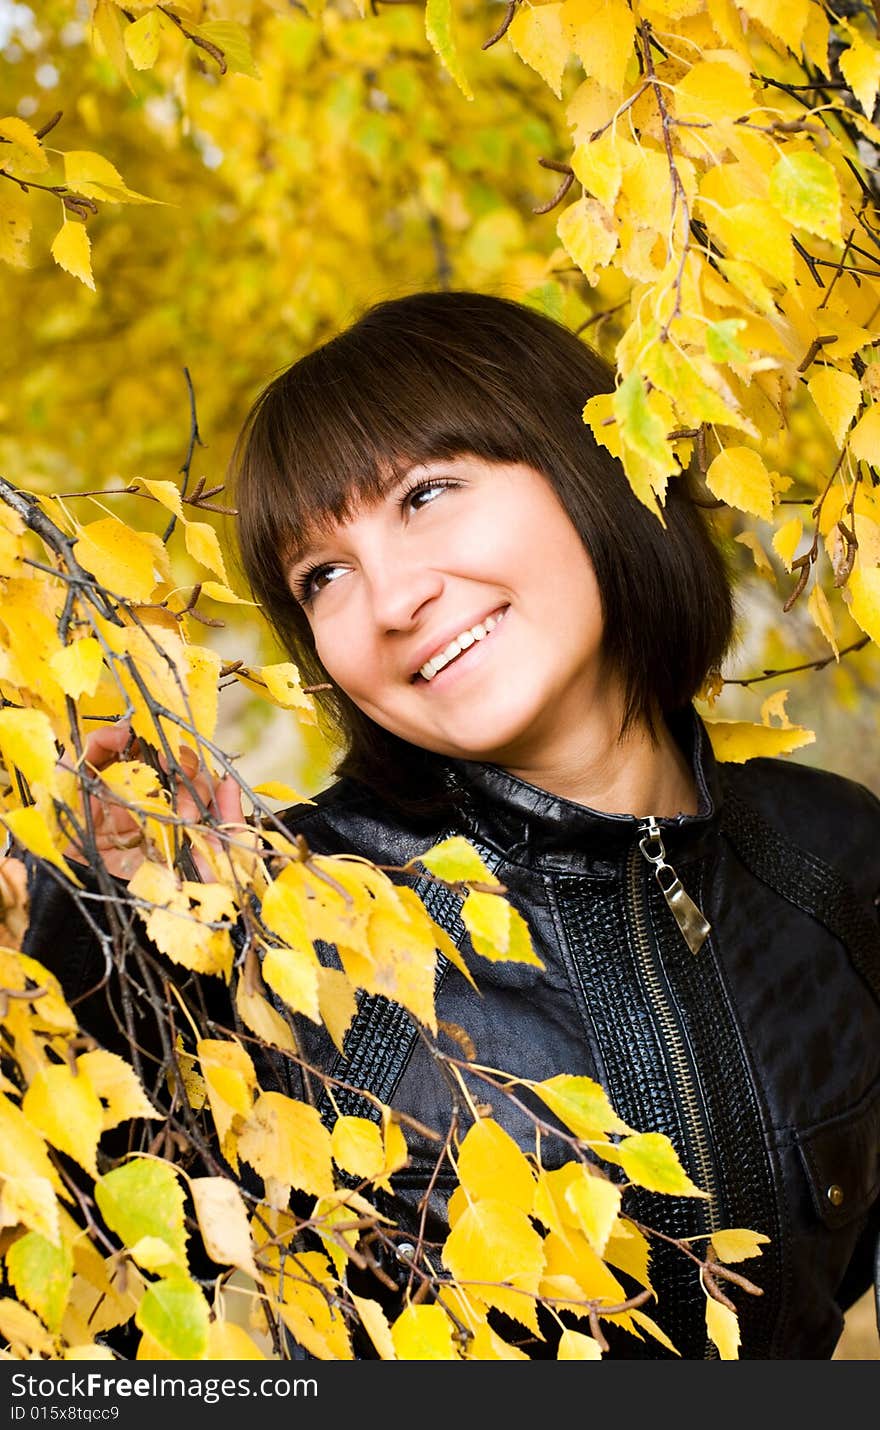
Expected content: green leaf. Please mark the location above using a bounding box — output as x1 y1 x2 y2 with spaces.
416 835 501 885
6 1232 73 1334
768 152 841 243
135 1274 210 1359
425 0 473 100
613 370 669 466
95 1160 188 1272
706 319 748 364
193 22 260 79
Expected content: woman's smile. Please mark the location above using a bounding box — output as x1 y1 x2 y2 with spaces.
411 605 509 685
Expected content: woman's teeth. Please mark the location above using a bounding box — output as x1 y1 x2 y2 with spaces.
419 608 507 682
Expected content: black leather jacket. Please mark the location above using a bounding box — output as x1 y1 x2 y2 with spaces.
21 706 880 1360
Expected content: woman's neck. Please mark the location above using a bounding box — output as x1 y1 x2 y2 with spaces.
502 709 700 819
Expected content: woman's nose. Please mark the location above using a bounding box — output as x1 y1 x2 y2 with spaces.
366 557 444 632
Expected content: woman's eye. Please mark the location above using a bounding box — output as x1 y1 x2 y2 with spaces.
295 563 346 602
403 479 459 513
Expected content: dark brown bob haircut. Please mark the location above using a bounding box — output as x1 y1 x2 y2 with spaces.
232 289 735 812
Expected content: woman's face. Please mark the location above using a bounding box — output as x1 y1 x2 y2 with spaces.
286 455 617 773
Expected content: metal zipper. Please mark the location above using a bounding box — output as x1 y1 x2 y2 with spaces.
628 820 720 1359
637 815 711 955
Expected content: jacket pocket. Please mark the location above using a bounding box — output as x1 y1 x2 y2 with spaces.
795 1083 880 1231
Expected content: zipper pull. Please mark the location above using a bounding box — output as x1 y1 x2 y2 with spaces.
637 816 711 955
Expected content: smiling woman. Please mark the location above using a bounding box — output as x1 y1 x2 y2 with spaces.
26 289 880 1362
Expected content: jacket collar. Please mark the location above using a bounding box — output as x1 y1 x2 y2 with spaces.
442 705 723 867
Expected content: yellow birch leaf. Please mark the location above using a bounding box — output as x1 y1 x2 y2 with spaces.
256 662 317 720
456 1117 536 1214
62 150 154 204
78 1050 161 1130
672 59 754 125
570 132 623 209
842 562 880 645
771 516 803 571
735 531 773 574
0 1298 55 1356
558 1327 602 1359
417 834 502 886
1 807 81 884
22 1064 104 1178
74 518 160 602
839 37 880 119
48 637 104 700
91 0 132 86
0 707 58 795
557 196 617 285
605 1131 707 1196
705 1293 740 1359
604 1221 654 1292
769 152 841 244
184 520 229 583
706 447 774 522
259 1246 352 1360
198 1038 257 1169
849 406 880 468
703 718 816 762
263 943 321 1022
331 1116 385 1180
0 117 48 173
0 1094 64 1194
564 1167 622 1256
192 21 260 79
356 902 437 1029
316 965 358 1054
206 1321 266 1360
507 3 569 99
801 1 830 74
710 1228 771 1262
0 1176 60 1245
235 977 298 1052
124 9 162 69
760 689 792 728
252 780 312 803
238 1092 334 1199
391 1303 459 1360
64 1345 116 1361
461 888 542 966
630 1306 681 1354
532 1073 634 1138
0 187 32 267
190 1176 259 1279
807 583 839 660
50 221 94 291
351 1294 397 1359
562 0 636 95
132 477 182 518
198 581 256 605
541 1228 632 1318
381 1115 409 1183
424 0 473 100
442 1199 545 1332
736 0 808 51
183 642 221 746
708 201 795 288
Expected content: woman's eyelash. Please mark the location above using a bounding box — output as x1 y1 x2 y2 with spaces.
396 475 461 511
293 478 460 601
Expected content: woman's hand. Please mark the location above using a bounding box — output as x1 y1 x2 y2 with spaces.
60 722 245 884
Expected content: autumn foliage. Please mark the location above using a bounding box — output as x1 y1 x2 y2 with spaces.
0 0 878 1361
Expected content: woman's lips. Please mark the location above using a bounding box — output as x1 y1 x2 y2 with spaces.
415 606 509 689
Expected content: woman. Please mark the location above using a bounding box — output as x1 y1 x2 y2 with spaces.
24 290 880 1360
